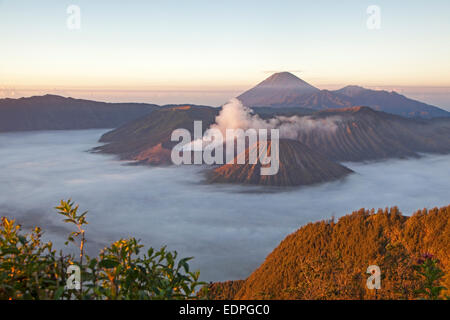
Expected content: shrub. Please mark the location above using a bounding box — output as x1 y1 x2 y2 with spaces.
413 253 447 300
0 200 206 300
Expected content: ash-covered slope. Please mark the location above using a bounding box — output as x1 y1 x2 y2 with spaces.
295 106 450 162
0 95 158 132
95 104 450 174
208 139 353 187
95 105 219 164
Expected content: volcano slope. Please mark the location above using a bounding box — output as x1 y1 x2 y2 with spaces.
293 106 450 162
208 139 353 187
96 105 450 186
95 105 218 165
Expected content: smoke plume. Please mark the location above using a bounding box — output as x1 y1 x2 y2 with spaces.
209 98 341 140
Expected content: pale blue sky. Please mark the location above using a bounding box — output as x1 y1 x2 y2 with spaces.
1 0 450 107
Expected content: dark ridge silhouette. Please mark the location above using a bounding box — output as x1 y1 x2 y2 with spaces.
0 95 158 132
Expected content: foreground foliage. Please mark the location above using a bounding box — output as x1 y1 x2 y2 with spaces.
2 201 448 300
0 200 205 300
209 205 449 300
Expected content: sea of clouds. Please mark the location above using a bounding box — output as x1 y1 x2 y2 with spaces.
0 129 449 281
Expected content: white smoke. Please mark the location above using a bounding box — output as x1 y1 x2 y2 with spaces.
184 98 341 153
210 98 271 133
210 98 341 139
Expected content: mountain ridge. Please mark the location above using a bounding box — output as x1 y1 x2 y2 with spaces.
95 105 219 164
95 105 450 186
237 72 450 119
0 95 159 132
208 204 450 300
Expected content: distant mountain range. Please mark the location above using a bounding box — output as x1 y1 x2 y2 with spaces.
0 94 158 132
97 105 450 165
96 105 450 186
0 94 315 133
96 105 218 164
238 72 450 119
298 106 450 162
1 72 449 133
1 74 450 187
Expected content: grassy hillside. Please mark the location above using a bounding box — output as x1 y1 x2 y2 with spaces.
210 205 450 300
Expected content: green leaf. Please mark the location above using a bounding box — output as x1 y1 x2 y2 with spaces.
54 286 65 300
0 247 20 255
18 235 27 244
99 259 120 268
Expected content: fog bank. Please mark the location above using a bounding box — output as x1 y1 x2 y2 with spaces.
0 130 449 281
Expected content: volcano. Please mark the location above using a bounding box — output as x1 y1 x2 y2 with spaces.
208 139 353 187
95 105 219 164
237 72 450 118
237 72 320 108
295 106 450 161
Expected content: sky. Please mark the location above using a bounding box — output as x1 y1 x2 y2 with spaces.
1 0 450 108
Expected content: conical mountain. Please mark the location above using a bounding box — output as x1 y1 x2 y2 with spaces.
208 139 353 187
237 73 450 118
237 72 320 108
253 72 319 90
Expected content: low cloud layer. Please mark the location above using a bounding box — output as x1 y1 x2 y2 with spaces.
0 130 449 281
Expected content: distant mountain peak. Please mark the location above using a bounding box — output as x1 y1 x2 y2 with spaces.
336 85 368 98
256 72 319 91
237 72 320 108
342 85 365 89
238 72 450 118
